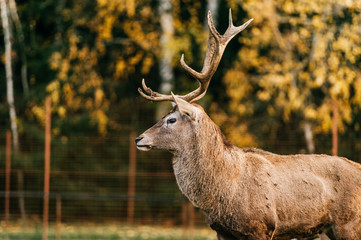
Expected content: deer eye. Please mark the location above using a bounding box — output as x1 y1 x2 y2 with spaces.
167 118 177 124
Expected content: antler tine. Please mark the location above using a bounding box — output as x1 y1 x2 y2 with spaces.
138 78 173 102
180 54 205 81
207 10 221 42
223 9 253 45
229 8 234 28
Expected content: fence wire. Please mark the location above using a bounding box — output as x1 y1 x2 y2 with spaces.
1 128 360 229
0 133 208 228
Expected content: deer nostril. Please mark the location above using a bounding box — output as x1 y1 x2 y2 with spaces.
135 137 143 144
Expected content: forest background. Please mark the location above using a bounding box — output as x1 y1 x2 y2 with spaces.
1 0 361 223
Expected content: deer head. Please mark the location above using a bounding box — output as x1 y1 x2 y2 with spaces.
136 9 253 152
135 93 204 152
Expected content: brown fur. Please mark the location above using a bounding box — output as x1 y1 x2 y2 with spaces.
136 101 361 240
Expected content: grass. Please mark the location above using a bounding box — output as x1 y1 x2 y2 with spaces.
0 222 217 240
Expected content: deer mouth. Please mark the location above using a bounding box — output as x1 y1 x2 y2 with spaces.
136 144 152 151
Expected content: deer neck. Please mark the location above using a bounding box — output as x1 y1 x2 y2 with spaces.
172 117 235 209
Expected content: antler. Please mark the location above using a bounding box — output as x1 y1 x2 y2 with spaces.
139 9 253 103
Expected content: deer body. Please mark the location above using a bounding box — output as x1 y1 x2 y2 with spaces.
137 103 361 239
135 10 361 239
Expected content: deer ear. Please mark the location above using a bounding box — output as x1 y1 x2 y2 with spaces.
171 92 196 120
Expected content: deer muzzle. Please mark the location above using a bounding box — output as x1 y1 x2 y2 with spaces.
135 135 152 151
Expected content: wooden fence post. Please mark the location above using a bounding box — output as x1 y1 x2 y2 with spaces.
332 99 338 156
5 130 11 228
182 202 187 239
17 170 26 225
56 194 62 240
43 96 51 240
188 202 194 240
182 201 194 240
127 131 137 224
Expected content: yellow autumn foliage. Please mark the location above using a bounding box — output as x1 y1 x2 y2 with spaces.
223 0 361 140
33 0 361 140
38 0 161 135
92 109 109 134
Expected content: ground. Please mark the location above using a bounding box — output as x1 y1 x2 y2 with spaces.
0 221 217 240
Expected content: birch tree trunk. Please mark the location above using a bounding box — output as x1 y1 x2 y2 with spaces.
8 0 28 95
303 122 315 154
205 0 219 29
1 0 19 151
156 0 174 119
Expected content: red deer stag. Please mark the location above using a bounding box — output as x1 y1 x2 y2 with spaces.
136 9 361 240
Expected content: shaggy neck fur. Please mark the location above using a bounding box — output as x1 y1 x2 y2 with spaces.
172 113 240 212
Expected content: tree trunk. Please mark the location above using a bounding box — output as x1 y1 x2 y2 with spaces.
1 0 19 151
8 0 29 95
156 0 174 119
303 122 315 154
55 0 65 47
